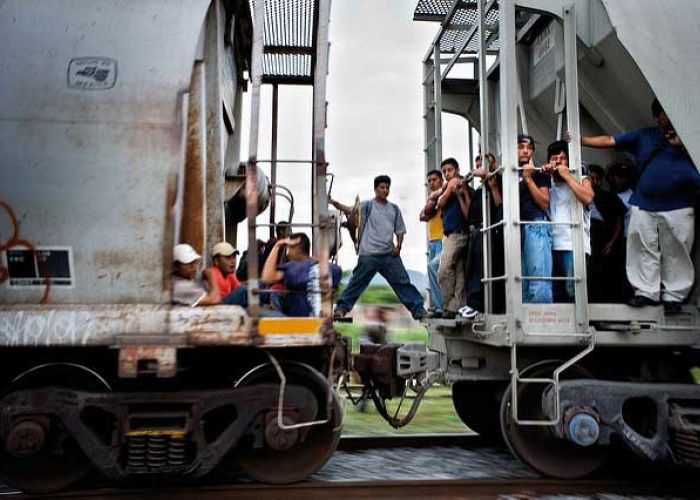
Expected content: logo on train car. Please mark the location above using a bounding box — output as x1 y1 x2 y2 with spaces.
68 57 117 90
4 247 73 288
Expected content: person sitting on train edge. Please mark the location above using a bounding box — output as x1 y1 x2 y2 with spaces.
518 134 553 304
587 164 628 303
434 158 471 319
542 141 594 303
260 232 341 317
331 175 427 320
171 243 221 307
203 242 241 298
577 98 700 313
419 168 445 318
461 153 505 319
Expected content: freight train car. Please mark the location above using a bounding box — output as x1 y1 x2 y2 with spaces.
0 0 346 492
354 0 700 479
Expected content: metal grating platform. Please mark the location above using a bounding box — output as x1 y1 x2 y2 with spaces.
414 0 501 54
250 0 318 84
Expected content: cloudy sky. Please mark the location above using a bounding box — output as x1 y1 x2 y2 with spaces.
244 1 473 274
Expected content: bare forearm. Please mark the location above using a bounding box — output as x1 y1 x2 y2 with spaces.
261 245 282 284
564 176 594 205
581 135 615 149
526 179 549 211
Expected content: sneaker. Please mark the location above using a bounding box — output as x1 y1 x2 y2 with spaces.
626 295 659 307
427 310 443 319
460 306 480 319
413 310 428 321
663 301 682 314
332 308 347 319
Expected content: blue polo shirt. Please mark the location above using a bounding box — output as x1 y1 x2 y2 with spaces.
615 127 700 212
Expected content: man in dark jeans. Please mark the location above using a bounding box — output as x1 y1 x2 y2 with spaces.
461 154 504 318
331 175 426 320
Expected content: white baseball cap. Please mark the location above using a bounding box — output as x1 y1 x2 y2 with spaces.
212 242 239 257
173 244 201 264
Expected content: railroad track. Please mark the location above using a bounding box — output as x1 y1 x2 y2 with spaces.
26 477 699 499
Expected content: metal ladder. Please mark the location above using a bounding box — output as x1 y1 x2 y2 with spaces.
244 0 334 336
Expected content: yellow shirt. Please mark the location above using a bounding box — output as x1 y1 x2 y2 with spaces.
427 209 443 241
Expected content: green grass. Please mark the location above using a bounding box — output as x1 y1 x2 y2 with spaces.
335 322 469 435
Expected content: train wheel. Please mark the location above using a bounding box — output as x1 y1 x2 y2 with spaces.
451 381 505 440
234 362 341 483
499 360 606 479
0 363 109 493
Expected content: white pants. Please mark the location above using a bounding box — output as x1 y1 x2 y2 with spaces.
626 206 695 302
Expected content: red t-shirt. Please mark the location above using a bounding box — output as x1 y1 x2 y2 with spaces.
208 267 241 296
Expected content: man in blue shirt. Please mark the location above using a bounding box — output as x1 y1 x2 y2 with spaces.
260 233 341 317
579 98 700 312
518 135 553 303
432 158 471 319
330 175 426 320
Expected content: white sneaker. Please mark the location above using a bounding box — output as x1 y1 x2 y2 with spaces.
457 305 471 314
460 306 479 319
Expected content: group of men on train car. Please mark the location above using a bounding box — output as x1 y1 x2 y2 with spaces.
421 98 700 319
170 98 698 322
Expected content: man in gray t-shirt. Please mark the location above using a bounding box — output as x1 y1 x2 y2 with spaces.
330 175 426 320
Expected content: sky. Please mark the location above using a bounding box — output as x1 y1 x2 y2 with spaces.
242 1 474 274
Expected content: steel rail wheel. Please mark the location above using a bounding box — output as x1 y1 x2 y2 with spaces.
500 360 606 479
0 363 109 493
234 362 342 484
452 380 505 440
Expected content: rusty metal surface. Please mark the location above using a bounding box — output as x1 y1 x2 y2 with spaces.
118 345 177 378
0 0 212 305
0 305 327 347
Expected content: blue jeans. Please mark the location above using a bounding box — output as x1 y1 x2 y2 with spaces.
553 250 574 302
337 254 426 319
427 240 443 312
521 222 553 303
223 285 285 317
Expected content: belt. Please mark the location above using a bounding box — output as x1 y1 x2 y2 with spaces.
444 228 468 236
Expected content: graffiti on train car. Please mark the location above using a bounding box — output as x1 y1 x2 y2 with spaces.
0 310 98 346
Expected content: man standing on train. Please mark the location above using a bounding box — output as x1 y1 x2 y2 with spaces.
518 134 553 303
420 169 445 318
330 175 426 320
577 98 700 313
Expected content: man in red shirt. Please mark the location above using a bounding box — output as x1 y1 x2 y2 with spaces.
204 242 241 297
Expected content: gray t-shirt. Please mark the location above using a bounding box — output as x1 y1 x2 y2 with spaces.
359 200 406 255
172 275 207 306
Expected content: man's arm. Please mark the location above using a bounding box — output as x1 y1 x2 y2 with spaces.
328 197 353 215
261 240 286 284
393 233 404 257
581 135 615 149
199 270 222 305
556 165 595 205
455 182 472 219
420 195 439 221
603 217 623 256
436 178 460 209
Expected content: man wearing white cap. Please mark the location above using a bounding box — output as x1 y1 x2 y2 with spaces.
204 242 241 297
172 243 221 307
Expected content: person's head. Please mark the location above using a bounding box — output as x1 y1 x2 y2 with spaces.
173 243 201 280
547 140 569 164
606 159 636 192
517 134 535 165
374 175 391 201
440 157 460 181
588 164 605 189
426 169 443 191
651 98 670 131
285 232 311 260
275 221 291 239
211 242 239 276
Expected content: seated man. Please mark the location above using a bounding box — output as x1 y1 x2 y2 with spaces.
542 141 594 302
204 242 241 297
260 233 341 317
171 244 221 307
